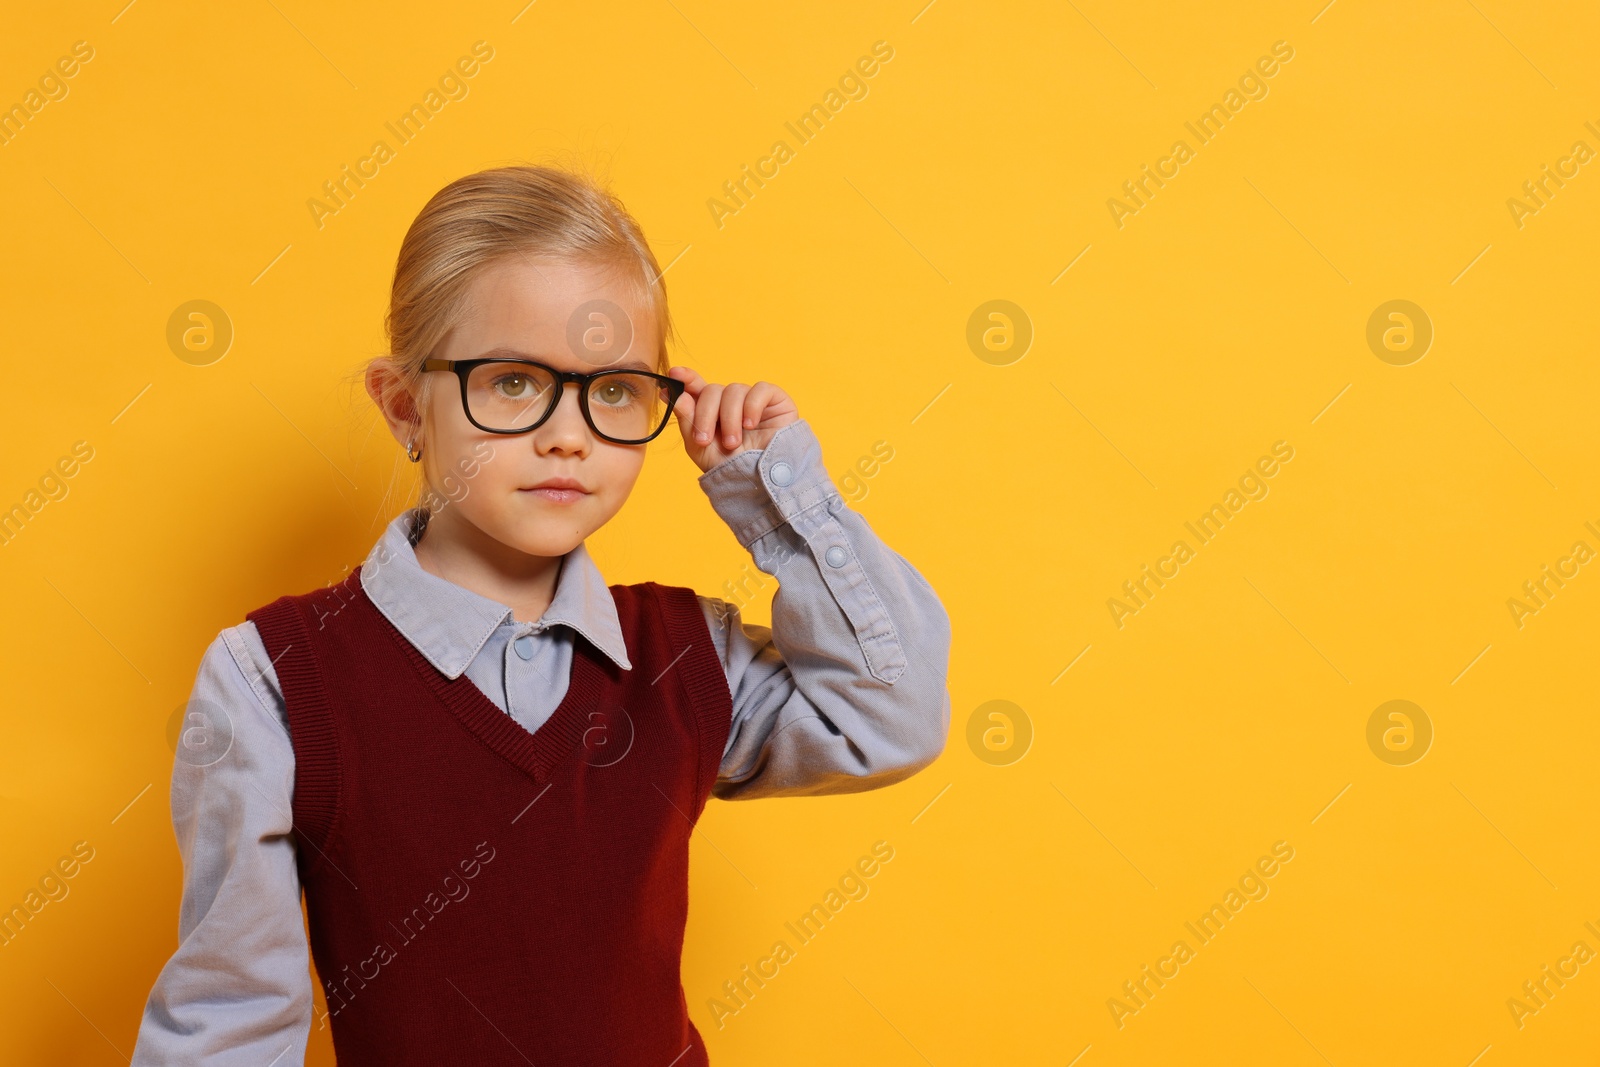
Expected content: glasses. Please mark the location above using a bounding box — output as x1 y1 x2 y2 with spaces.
421 358 686 445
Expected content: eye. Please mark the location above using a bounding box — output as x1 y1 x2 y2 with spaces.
592 379 643 407
493 374 536 398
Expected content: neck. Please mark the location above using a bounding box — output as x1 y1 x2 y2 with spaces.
411 506 564 623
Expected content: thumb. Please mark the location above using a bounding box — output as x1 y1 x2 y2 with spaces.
670 391 696 434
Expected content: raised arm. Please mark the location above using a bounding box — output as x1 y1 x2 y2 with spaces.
695 419 952 799
131 624 313 1066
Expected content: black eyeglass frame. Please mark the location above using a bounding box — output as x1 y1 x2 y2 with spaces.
421 357 686 445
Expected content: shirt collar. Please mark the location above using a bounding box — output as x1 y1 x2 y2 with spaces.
359 507 633 678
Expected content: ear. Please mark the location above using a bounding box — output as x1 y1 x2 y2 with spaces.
366 358 422 448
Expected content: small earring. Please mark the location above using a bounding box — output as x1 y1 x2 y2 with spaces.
406 438 422 463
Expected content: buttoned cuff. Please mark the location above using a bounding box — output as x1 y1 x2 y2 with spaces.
697 419 840 549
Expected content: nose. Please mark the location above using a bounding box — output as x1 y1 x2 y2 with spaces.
534 381 591 456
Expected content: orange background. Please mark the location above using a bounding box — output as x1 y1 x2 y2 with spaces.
2 1 1598 1063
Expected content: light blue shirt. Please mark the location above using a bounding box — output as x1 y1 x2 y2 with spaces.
131 418 952 1065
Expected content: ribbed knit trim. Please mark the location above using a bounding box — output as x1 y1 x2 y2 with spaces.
374 586 607 786
245 585 344 881
650 583 735 820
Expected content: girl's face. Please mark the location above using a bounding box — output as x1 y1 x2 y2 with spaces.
409 255 662 560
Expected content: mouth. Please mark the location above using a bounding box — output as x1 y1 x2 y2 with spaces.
520 478 591 505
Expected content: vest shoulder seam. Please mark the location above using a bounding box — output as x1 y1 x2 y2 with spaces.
643 582 734 816
244 586 346 882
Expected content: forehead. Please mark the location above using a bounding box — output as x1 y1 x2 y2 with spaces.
442 255 660 371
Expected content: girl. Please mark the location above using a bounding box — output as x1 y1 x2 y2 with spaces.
131 165 952 1066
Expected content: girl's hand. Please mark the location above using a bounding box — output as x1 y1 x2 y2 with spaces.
667 366 799 474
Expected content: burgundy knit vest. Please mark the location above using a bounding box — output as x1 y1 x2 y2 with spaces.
246 567 733 1065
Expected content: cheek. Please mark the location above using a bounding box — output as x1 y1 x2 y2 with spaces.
602 448 648 493
424 382 475 441
586 447 647 509
423 401 508 497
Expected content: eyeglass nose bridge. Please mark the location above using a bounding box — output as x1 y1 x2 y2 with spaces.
537 371 598 430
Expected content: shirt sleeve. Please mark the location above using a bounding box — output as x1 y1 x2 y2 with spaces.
695 418 952 799
130 622 314 1066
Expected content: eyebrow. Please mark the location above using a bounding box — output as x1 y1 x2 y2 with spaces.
473 346 654 373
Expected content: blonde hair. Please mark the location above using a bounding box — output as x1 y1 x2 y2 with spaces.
365 162 675 516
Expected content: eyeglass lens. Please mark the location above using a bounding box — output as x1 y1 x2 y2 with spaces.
464 361 670 441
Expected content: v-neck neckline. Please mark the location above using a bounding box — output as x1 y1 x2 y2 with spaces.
381 602 609 786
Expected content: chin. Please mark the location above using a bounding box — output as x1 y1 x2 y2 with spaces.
510 515 592 554
492 530 582 559
518 537 580 558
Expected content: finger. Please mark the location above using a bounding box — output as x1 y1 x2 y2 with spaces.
742 382 780 429
670 388 695 424
691 384 724 444
718 384 750 448
668 365 707 397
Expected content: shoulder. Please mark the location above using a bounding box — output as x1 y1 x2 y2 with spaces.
187 619 291 742
241 571 369 655
608 580 732 614
607 580 690 622
607 581 731 640
224 571 364 705
606 579 698 606
245 569 364 621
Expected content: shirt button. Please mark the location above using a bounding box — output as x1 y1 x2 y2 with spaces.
514 635 535 660
825 546 848 568
768 461 794 486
